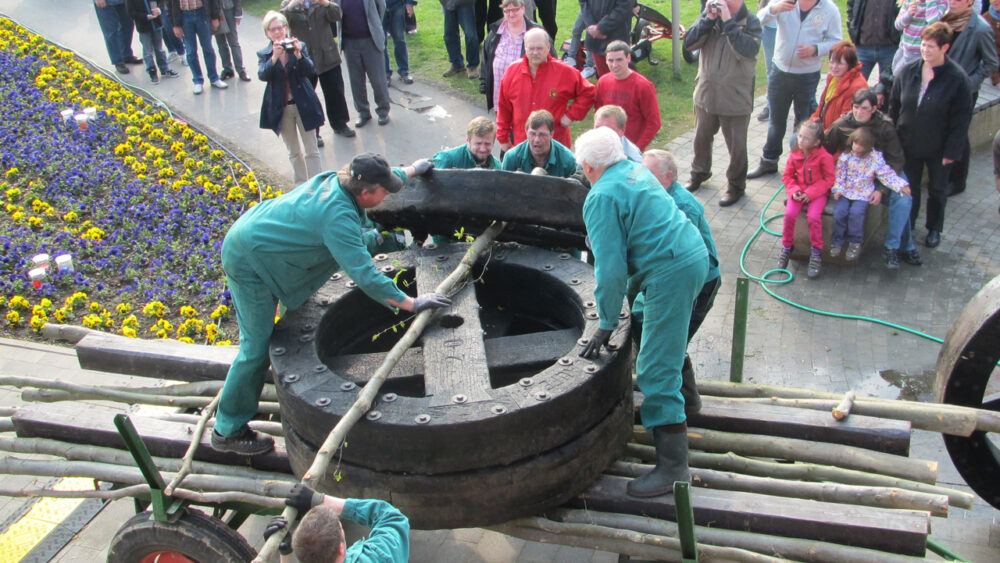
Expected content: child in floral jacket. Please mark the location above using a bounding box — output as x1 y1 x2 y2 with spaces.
830 127 910 261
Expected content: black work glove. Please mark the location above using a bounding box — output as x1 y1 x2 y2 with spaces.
413 292 452 313
579 328 612 359
263 516 294 555
285 483 324 512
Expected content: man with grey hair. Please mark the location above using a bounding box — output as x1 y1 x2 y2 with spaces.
640 149 722 414
576 127 709 498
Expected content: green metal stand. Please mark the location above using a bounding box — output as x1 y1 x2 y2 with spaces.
114 414 185 522
926 538 971 562
729 276 749 383
674 481 698 562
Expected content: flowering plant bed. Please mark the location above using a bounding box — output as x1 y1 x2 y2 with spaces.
0 19 280 344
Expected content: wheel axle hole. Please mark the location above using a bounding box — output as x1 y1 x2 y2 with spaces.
439 315 464 329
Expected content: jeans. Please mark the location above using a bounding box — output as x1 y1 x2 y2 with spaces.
885 189 916 251
833 197 869 245
383 3 410 78
214 7 245 73
138 30 169 74
443 4 480 69
761 24 776 75
783 195 827 249
856 44 895 81
161 2 185 55
181 10 219 85
94 2 135 65
762 69 820 162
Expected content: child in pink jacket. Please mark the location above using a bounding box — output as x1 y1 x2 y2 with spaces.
779 120 836 279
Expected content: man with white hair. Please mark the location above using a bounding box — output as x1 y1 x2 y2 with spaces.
576 127 708 498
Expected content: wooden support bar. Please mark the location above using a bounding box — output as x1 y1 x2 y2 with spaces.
729 276 749 383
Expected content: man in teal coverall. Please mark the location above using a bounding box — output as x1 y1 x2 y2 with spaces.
432 116 502 170
500 110 578 177
211 154 451 455
576 127 708 498
264 484 409 563
632 149 722 415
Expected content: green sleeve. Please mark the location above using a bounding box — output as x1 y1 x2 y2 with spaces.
342 499 410 563
583 191 627 331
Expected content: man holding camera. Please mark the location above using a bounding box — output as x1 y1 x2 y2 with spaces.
682 0 761 206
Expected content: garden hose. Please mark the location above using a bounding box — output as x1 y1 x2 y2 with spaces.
739 185 944 345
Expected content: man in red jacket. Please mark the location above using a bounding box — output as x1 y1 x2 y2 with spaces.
496 27 596 151
595 40 660 151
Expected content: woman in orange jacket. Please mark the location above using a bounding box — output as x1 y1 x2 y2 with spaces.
811 41 870 130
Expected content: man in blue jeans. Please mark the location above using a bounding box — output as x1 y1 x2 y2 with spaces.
168 0 229 94
440 0 480 79
748 0 841 179
846 0 899 80
94 0 143 74
383 0 416 84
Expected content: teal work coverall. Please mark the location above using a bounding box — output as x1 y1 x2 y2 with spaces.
632 179 721 340
500 139 578 177
215 170 409 437
583 160 708 428
431 143 501 170
343 498 410 562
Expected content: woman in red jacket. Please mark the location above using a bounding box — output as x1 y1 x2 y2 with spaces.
811 41 869 130
779 120 836 279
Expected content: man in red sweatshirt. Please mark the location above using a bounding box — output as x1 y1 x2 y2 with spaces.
595 40 660 151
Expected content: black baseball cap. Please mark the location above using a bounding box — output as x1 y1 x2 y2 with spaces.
350 153 403 193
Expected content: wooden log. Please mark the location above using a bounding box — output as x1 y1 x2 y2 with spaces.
164 390 221 495
25 381 278 402
0 436 293 482
0 407 17 417
0 456 294 499
39 323 104 344
833 391 857 421
697 381 1000 436
255 221 507 562
633 426 938 484
0 484 283 510
548 508 926 563
491 517 785 562
679 395 911 455
75 333 237 382
12 407 292 474
608 460 950 517
568 474 929 556
3 375 280 414
150 414 284 437
623 446 973 509
0 418 12 433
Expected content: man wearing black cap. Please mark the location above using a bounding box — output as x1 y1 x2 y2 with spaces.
211 154 450 456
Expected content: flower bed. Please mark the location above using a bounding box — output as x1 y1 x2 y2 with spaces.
0 19 280 344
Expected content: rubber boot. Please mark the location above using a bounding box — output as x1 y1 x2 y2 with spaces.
681 355 701 415
627 422 690 498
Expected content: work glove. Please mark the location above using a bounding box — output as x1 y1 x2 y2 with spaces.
263 516 294 555
579 328 612 359
285 483 324 512
411 158 434 175
413 292 452 313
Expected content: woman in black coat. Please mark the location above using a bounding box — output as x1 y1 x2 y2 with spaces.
888 21 972 249
258 10 325 186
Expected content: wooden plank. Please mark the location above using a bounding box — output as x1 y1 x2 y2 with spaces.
76 333 236 382
689 396 911 455
12 406 291 474
570 474 929 556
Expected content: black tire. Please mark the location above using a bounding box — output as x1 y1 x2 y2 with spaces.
935 274 1000 509
107 508 257 563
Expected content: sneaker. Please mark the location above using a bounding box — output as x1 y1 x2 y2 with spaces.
777 246 792 269
900 249 923 266
883 247 899 269
845 242 862 262
401 73 414 85
148 70 160 84
467 66 479 79
211 79 228 89
238 70 252 82
442 65 465 77
193 83 203 95
162 69 180 79
115 63 130 74
828 243 843 258
756 106 770 122
581 66 596 79
220 69 235 80
807 254 822 279
210 426 274 456
179 56 189 67
168 51 179 62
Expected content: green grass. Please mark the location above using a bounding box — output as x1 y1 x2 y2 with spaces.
243 0 849 147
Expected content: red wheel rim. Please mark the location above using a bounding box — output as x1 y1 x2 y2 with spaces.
139 552 197 563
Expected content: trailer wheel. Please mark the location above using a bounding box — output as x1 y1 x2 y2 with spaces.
107 509 257 563
935 274 1000 509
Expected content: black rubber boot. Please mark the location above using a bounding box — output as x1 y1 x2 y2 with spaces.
627 422 690 498
681 355 701 415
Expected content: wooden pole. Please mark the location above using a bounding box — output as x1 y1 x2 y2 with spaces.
254 221 507 563
163 391 221 496
23 381 279 402
833 390 856 421
0 484 283 509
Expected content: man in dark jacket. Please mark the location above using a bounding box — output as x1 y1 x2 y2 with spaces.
683 0 761 206
581 0 635 76
125 0 181 83
335 0 392 126
846 0 900 80
282 0 356 138
169 0 228 94
95 0 142 74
